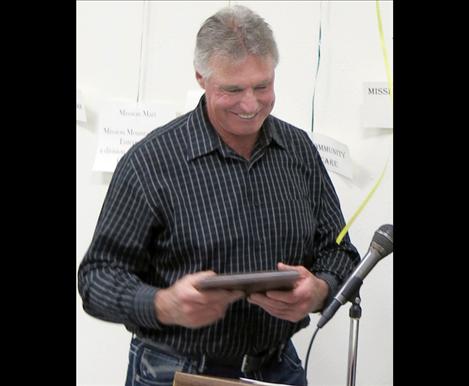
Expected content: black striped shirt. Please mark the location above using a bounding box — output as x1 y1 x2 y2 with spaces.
78 95 360 357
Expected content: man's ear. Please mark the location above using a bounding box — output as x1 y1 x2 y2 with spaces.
195 71 205 89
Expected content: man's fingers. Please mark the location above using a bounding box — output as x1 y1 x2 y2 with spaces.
199 288 245 304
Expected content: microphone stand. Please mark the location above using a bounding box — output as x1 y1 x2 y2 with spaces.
346 293 362 386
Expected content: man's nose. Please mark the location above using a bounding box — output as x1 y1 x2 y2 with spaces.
239 89 259 113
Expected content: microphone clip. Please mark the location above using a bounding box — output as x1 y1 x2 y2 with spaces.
349 293 362 319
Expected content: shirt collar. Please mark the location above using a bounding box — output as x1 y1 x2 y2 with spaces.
263 115 286 150
186 95 286 161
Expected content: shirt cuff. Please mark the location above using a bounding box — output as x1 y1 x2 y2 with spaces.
132 284 164 330
314 272 340 311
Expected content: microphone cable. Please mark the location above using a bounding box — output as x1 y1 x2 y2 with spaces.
304 325 320 382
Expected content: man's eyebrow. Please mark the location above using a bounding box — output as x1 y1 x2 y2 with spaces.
221 79 272 91
255 80 271 87
221 85 243 91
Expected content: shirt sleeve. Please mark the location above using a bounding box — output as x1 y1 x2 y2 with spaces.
308 146 361 297
77 153 164 330
314 271 340 309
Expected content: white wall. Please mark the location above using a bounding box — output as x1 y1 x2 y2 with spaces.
77 1 393 385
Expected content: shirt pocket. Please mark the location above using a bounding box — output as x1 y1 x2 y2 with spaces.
256 197 316 265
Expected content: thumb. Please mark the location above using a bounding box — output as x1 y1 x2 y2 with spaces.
277 262 301 272
278 262 311 283
187 270 217 286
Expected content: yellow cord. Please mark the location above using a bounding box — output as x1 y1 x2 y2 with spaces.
336 1 393 244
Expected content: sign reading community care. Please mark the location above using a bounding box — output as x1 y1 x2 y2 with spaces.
93 100 176 172
309 132 353 180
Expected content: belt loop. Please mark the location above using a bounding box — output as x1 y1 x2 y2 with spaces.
197 354 206 373
241 354 249 373
277 343 286 362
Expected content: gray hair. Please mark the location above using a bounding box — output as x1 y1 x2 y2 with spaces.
194 5 279 78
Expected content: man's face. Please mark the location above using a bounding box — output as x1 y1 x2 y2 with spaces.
196 54 276 142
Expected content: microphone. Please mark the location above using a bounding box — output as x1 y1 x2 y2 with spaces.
317 224 393 329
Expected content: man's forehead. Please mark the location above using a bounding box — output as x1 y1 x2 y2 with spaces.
207 54 275 82
209 53 274 70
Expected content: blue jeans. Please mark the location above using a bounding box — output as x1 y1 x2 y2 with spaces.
125 335 307 386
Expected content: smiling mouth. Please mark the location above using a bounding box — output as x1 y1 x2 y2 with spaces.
236 112 257 119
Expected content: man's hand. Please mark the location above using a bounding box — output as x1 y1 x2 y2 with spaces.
247 262 329 322
154 271 245 328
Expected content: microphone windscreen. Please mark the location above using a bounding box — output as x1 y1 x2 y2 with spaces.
373 224 393 256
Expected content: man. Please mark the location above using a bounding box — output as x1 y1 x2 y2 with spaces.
78 5 360 386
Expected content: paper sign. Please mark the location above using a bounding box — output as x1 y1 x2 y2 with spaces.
76 89 87 122
308 132 353 180
93 100 177 172
360 82 393 129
